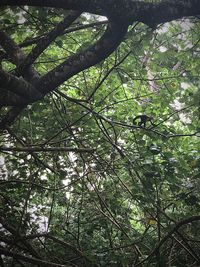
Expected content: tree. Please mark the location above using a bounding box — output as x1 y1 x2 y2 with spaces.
0 1 200 266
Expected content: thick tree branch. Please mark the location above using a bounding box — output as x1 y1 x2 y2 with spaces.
0 106 25 130
0 29 25 65
137 0 200 27
0 89 26 106
0 29 39 82
1 0 200 26
0 69 42 102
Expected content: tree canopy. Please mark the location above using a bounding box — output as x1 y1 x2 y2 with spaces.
0 1 200 266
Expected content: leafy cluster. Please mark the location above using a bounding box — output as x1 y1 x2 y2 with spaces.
0 3 200 267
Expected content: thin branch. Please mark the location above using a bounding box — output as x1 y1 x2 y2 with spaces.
54 90 200 139
0 146 95 153
36 20 128 94
87 50 132 101
20 20 107 47
16 11 81 76
0 217 40 259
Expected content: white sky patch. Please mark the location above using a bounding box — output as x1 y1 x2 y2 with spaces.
0 156 8 180
82 13 107 22
12 170 18 176
0 156 4 165
17 7 28 23
27 154 32 160
180 19 193 30
68 152 77 162
28 205 49 232
170 98 184 110
118 138 126 145
170 98 191 124
159 46 167 52
65 191 71 199
123 83 128 88
179 113 191 124
18 15 26 24
40 173 48 180
156 23 169 34
181 82 190 90
62 178 71 186
97 16 107 21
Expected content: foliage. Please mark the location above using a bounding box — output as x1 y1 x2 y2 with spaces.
0 2 200 267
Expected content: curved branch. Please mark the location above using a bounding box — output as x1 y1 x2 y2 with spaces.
137 215 200 266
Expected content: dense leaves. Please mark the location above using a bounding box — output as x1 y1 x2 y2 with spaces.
0 1 200 266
